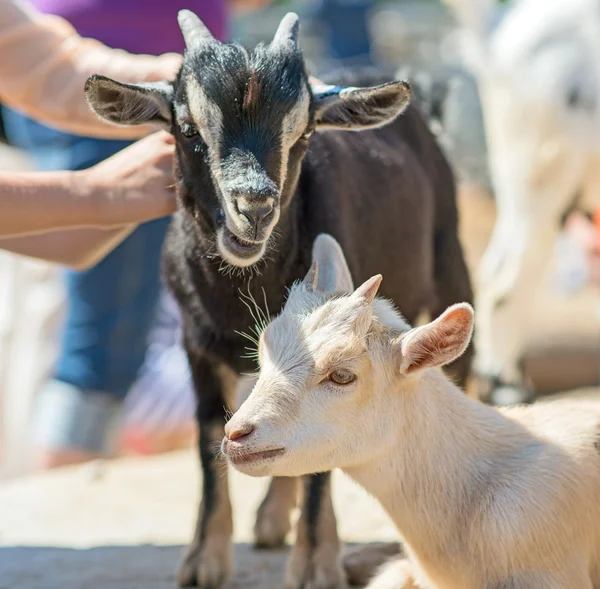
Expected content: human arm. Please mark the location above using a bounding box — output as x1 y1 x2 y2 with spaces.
0 0 182 139
0 131 176 237
0 225 136 270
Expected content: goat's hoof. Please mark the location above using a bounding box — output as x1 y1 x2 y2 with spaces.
285 544 347 589
177 535 232 588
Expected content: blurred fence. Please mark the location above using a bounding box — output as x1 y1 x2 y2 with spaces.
0 145 63 480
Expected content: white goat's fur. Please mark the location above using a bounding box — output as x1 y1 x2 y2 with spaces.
224 234 600 588
445 0 600 392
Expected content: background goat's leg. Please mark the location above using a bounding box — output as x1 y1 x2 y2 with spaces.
475 82 586 404
178 352 236 588
254 476 298 547
475 210 571 404
286 472 346 589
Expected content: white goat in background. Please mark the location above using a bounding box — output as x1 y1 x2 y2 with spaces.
223 234 600 589
444 0 600 404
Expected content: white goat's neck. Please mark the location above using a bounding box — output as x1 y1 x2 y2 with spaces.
344 371 525 584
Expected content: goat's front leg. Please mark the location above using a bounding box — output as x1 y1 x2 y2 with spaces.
285 472 346 589
178 351 236 589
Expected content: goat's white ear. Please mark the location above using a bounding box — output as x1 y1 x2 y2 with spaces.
311 234 354 294
353 275 382 304
397 303 474 375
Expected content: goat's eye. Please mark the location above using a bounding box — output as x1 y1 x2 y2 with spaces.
329 369 356 386
181 123 199 138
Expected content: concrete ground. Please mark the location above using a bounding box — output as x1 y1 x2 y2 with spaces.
0 451 398 589
0 183 598 588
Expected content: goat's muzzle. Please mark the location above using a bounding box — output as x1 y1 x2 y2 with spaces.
231 189 278 239
222 420 286 467
217 190 280 266
237 199 274 236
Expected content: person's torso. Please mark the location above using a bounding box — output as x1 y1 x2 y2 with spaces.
30 0 227 55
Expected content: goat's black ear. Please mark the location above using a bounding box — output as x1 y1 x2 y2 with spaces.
84 75 174 128
312 81 411 131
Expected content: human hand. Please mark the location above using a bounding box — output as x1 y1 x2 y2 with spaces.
151 53 184 81
81 131 177 226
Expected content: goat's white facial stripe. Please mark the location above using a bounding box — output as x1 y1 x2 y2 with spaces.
281 85 311 143
279 85 310 190
187 78 224 178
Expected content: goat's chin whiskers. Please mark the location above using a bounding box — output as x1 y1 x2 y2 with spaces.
235 281 272 366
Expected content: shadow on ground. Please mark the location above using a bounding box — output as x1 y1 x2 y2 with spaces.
0 543 285 589
0 541 399 589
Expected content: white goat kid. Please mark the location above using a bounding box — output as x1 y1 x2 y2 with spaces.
445 0 600 404
223 234 600 589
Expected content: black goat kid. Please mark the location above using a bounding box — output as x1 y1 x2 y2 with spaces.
85 10 473 589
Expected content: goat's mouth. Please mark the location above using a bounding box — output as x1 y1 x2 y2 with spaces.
225 446 286 467
217 227 266 267
225 228 261 251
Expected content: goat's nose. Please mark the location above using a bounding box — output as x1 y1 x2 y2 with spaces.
225 422 255 442
237 201 274 229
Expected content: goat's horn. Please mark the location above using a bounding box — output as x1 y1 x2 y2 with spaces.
178 9 215 50
271 12 300 49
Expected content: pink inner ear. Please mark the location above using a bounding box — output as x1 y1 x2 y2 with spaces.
432 304 473 354
442 305 473 331
402 304 473 373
